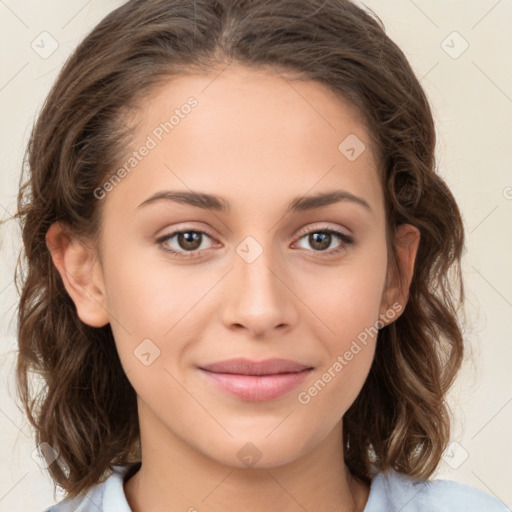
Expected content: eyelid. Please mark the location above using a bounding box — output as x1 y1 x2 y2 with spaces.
156 222 354 258
291 224 354 255
155 225 218 256
294 222 352 240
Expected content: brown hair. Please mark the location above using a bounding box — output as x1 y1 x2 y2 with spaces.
15 0 464 499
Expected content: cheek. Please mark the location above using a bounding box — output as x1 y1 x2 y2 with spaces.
296 284 380 429
100 248 175 370
294 246 387 408
102 248 218 381
103 245 192 332
302 247 388 342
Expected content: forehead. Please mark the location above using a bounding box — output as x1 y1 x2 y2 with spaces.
103 64 384 219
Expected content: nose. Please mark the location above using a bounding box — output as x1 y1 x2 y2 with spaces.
221 248 298 339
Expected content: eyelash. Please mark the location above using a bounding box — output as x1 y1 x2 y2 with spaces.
156 225 354 260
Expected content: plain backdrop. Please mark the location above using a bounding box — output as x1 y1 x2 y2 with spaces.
0 1 511 511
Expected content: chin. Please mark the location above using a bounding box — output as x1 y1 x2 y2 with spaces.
196 428 316 470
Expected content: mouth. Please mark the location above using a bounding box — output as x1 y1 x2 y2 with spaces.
198 358 314 401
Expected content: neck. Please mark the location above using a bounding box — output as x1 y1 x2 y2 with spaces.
124 411 370 512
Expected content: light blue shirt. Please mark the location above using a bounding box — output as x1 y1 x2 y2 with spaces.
43 463 510 512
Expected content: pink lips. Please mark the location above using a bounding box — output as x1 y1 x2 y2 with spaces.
199 357 313 402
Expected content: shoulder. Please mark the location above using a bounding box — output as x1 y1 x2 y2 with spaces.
365 468 509 512
40 463 138 512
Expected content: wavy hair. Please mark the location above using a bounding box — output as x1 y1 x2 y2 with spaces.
15 0 464 498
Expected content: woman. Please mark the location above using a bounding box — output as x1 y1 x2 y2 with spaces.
15 0 507 510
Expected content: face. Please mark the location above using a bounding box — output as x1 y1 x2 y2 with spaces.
51 64 418 470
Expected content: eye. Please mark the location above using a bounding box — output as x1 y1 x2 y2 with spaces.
156 225 354 259
156 229 216 258
294 226 354 256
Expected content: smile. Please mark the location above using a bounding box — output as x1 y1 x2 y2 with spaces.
199 366 313 401
199 358 313 402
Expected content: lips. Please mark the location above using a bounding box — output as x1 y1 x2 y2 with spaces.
198 358 313 401
199 357 312 376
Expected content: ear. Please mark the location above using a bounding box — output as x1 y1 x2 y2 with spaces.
45 221 110 328
379 223 420 325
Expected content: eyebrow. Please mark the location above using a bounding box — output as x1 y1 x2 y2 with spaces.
137 189 372 214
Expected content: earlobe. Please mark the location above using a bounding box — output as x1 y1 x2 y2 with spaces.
45 222 110 328
379 223 420 325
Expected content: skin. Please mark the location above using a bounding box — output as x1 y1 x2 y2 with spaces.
46 63 420 512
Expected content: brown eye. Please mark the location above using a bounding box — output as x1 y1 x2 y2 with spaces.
156 229 215 258
295 228 354 255
176 231 203 251
308 232 332 251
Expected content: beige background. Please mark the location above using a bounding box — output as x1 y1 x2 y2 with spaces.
0 1 511 510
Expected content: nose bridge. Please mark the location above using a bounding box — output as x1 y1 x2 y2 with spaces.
221 235 296 335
